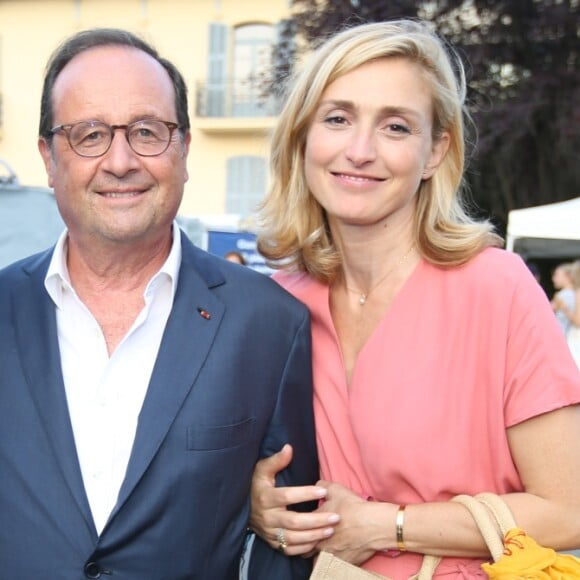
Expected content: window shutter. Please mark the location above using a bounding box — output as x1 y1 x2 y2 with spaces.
207 22 228 116
226 156 266 216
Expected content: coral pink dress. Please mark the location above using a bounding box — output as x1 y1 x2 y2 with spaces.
274 248 580 579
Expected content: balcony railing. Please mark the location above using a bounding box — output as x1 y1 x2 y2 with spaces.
196 78 281 118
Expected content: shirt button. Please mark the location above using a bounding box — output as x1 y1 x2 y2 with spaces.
84 561 102 578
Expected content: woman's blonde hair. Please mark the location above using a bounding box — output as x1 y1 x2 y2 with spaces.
257 19 502 283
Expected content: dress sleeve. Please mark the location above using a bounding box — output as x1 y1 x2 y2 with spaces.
503 257 580 427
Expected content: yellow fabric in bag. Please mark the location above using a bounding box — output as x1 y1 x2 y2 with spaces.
482 528 580 579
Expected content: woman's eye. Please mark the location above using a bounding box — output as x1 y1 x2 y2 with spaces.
386 123 411 134
324 115 348 126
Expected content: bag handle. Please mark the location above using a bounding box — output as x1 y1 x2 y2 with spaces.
415 493 515 578
474 492 517 536
413 554 441 580
451 494 506 562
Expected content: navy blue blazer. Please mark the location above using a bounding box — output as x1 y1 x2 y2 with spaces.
0 231 318 579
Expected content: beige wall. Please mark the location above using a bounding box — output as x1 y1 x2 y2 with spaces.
0 0 289 218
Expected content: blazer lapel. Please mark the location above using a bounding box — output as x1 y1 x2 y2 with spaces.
111 235 226 519
12 252 97 543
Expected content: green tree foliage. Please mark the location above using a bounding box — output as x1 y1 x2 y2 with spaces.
274 0 580 234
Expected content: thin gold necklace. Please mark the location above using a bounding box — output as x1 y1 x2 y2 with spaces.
345 244 416 306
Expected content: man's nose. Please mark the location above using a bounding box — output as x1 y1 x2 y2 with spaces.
99 129 141 175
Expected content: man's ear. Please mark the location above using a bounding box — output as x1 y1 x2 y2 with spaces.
182 131 192 183
38 137 55 188
423 132 450 180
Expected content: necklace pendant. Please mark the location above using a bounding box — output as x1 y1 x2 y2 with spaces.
359 294 367 306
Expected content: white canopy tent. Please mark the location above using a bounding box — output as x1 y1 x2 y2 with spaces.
506 197 580 259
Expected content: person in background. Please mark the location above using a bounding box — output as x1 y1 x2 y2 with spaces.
553 260 580 369
225 250 247 265
0 28 318 579
247 20 580 579
551 261 576 335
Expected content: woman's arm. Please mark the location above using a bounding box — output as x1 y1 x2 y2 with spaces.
565 289 580 326
250 408 580 564
314 405 580 565
502 404 580 548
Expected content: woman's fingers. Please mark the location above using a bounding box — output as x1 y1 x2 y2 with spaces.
260 484 328 510
269 508 340 531
268 522 338 556
263 510 340 554
250 448 340 554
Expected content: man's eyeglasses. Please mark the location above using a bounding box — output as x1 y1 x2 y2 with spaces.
49 119 181 158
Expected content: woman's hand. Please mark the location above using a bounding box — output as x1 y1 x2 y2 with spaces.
315 481 396 566
249 444 340 556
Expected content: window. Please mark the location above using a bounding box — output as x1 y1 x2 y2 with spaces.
226 156 266 216
232 24 275 117
201 22 278 117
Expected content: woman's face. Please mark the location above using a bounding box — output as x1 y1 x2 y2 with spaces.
304 57 449 231
552 267 571 289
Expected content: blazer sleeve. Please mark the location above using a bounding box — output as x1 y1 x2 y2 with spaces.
247 308 318 580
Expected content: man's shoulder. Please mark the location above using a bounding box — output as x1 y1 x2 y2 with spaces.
180 243 308 314
0 252 50 318
0 250 51 283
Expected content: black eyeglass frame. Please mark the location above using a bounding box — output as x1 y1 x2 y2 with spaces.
48 119 181 158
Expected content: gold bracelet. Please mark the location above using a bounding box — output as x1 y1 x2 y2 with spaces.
396 504 407 551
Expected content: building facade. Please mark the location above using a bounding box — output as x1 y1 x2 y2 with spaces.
0 0 291 228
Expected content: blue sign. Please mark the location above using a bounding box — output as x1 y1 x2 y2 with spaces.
207 230 273 275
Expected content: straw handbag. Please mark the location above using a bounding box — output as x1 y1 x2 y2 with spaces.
309 548 438 580
448 493 580 579
309 551 385 580
310 493 580 579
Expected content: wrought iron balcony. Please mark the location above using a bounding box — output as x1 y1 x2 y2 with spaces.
195 78 281 118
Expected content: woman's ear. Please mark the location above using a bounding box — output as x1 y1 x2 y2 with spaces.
423 132 450 180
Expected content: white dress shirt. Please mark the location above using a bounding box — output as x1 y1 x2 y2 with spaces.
44 224 181 534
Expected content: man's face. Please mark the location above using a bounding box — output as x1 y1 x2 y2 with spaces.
38 45 190 251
